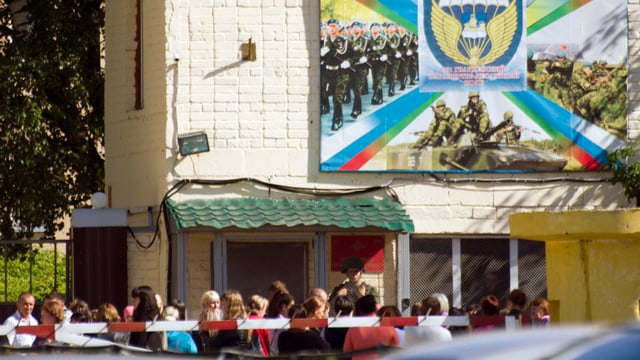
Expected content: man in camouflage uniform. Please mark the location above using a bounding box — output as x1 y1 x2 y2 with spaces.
592 60 608 78
367 22 388 105
494 111 522 144
526 49 536 89
571 61 597 120
411 99 458 148
348 21 369 119
581 60 624 131
531 59 550 95
599 62 627 136
321 19 351 131
453 91 492 142
384 22 401 97
547 51 574 109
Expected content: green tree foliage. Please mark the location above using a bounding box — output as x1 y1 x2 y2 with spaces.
0 1 105 242
605 143 640 207
0 248 67 302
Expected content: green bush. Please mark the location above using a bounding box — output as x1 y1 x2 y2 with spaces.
605 143 640 206
0 249 68 302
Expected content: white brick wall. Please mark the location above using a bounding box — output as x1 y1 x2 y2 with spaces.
628 1 640 139
105 0 639 298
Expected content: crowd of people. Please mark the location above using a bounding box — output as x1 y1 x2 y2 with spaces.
1 258 550 356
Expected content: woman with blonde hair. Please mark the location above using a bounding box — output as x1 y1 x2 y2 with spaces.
221 290 247 320
530 297 550 327
94 303 130 344
247 294 270 356
208 290 249 351
34 301 65 346
192 290 222 352
303 295 329 320
200 290 221 315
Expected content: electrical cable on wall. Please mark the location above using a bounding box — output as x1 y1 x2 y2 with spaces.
130 173 614 250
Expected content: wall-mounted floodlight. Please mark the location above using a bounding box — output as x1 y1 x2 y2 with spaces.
178 131 210 156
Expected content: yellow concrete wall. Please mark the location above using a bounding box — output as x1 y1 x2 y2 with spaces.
105 0 169 209
547 239 640 324
105 0 172 296
512 210 640 324
126 231 169 304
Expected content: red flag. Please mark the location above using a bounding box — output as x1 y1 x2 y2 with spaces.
331 235 384 272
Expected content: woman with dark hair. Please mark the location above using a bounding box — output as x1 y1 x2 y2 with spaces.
267 280 288 302
377 305 406 346
277 304 329 354
473 294 501 332
69 298 93 323
344 295 399 359
324 295 353 350
129 288 164 351
266 291 295 355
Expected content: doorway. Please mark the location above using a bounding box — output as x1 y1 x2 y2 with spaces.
226 241 309 302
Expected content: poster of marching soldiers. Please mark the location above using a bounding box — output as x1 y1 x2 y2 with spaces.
320 0 627 173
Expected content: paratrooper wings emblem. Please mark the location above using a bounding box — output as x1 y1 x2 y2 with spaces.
428 0 519 66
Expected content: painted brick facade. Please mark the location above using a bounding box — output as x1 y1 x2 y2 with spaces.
105 1 638 306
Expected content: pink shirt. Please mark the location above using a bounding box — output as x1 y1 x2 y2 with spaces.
343 326 399 360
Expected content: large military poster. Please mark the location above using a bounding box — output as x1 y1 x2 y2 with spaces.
320 0 627 173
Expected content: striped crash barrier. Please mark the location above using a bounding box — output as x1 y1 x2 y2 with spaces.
0 315 529 348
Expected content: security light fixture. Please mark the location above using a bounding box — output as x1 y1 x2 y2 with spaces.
178 131 210 156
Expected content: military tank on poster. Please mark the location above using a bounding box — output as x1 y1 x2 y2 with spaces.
388 120 568 172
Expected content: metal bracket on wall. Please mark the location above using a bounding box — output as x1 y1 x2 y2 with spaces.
128 207 156 233
241 38 256 61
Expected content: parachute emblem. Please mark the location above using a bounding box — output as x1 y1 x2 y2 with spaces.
430 0 518 66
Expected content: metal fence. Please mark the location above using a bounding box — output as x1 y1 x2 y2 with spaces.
409 237 547 310
0 239 71 320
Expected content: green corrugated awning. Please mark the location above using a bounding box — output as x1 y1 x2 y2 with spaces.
165 197 414 232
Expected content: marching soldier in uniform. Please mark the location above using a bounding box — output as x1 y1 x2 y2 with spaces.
340 24 352 104
384 22 401 97
453 91 492 142
396 26 411 91
407 31 419 85
411 99 458 149
367 22 388 105
348 21 369 119
320 22 330 115
321 19 352 131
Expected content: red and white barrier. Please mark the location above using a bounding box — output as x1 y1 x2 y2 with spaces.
0 315 531 348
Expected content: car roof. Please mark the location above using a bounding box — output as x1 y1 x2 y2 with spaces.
383 325 608 360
